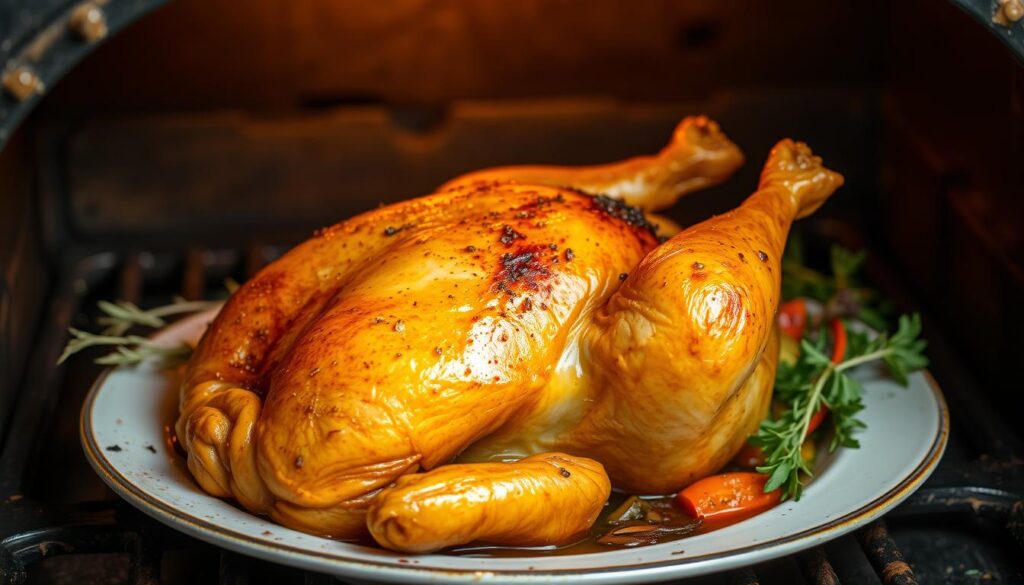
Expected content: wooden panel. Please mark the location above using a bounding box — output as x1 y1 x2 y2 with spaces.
43 0 877 111
0 126 48 439
882 0 1024 415
65 92 871 240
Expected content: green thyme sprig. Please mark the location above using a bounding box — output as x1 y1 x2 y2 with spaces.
95 297 222 336
58 328 195 367
58 292 229 368
751 314 928 500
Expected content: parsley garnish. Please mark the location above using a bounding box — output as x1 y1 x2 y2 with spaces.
751 314 928 500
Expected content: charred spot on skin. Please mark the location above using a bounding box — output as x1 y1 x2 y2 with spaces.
464 245 476 253
499 225 526 246
619 273 629 281
757 250 769 262
495 245 553 296
591 194 658 236
294 456 304 469
559 467 572 478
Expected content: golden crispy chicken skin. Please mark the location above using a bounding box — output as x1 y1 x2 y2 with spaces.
177 117 843 553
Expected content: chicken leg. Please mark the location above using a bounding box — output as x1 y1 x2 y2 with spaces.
563 140 844 493
439 116 743 212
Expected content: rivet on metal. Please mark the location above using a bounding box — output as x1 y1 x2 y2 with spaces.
69 2 108 42
2 66 44 101
995 0 1024 26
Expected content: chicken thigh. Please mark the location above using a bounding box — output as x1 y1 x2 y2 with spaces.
177 117 843 552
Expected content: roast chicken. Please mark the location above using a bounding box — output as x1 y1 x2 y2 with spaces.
176 116 844 553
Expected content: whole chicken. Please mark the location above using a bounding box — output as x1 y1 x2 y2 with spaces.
177 117 843 553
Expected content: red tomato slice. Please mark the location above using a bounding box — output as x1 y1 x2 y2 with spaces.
778 299 808 340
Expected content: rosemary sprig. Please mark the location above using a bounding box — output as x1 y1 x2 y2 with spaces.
58 328 194 367
96 297 222 336
751 314 928 500
58 295 223 368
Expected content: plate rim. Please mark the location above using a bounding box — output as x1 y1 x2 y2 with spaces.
80 345 949 584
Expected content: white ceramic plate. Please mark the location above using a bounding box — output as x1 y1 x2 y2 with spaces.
81 308 947 584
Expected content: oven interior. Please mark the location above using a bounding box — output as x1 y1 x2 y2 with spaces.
1 0 1023 583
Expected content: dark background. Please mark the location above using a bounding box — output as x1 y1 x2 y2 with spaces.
0 1 1022 583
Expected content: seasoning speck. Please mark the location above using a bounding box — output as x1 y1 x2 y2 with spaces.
692 262 704 270
499 225 526 246
383 223 414 236
619 273 629 281
559 467 571 478
393 320 405 333
757 250 769 262
294 456 303 469
434 347 443 356
105 445 122 452
145 445 157 454
564 248 575 262
464 245 476 253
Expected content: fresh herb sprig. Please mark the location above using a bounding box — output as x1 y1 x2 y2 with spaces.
58 294 227 368
59 328 195 368
782 235 892 330
751 314 928 500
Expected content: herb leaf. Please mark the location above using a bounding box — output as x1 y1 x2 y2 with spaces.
59 294 225 368
782 238 892 327
752 314 928 500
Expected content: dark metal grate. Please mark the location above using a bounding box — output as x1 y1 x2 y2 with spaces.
0 232 1021 584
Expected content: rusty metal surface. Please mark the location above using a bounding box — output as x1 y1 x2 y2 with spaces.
797 547 841 585
858 521 918 585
